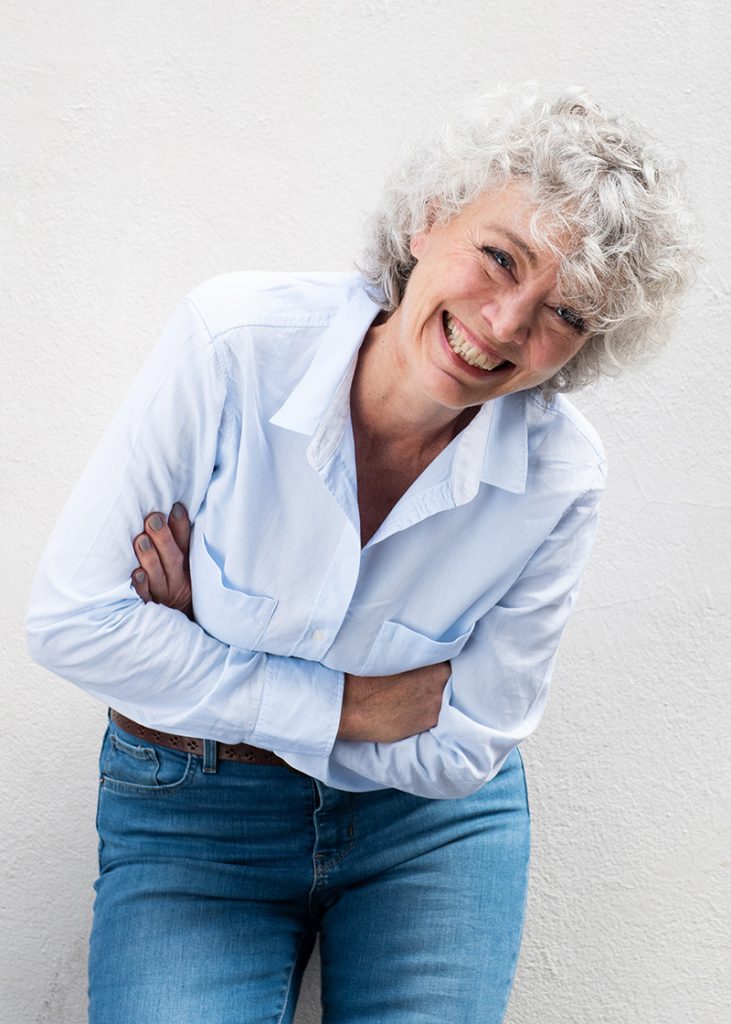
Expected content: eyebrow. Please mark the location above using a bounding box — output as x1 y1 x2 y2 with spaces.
486 225 538 267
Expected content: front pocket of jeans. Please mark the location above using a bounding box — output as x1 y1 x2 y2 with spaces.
101 727 196 796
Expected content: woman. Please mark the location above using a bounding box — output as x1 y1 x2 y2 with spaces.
27 87 694 1023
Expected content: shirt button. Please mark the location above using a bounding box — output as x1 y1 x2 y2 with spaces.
312 628 325 642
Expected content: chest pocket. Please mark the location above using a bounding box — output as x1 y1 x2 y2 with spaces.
358 618 476 676
191 533 278 650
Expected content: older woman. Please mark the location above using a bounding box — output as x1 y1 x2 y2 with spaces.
27 87 693 1023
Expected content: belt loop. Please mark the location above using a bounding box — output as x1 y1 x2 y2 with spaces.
202 739 218 774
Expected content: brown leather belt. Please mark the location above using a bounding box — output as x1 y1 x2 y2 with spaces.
109 709 301 771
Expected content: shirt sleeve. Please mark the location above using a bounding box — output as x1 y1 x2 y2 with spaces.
25 295 344 754
283 487 602 796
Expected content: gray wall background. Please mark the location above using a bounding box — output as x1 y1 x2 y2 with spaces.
2 1 729 1021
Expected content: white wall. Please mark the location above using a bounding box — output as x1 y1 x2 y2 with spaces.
3 1 729 1021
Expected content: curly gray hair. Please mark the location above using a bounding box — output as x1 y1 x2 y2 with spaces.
357 86 697 396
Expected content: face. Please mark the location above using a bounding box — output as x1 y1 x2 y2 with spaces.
392 182 590 412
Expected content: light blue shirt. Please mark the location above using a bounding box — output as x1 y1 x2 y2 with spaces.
27 272 606 799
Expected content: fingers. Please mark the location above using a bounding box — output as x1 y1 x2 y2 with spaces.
168 502 191 564
133 525 169 601
149 511 188 598
131 567 151 602
130 504 192 612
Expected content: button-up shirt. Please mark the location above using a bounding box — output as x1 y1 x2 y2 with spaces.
26 272 606 798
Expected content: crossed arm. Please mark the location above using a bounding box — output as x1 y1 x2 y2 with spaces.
131 504 451 745
27 297 602 798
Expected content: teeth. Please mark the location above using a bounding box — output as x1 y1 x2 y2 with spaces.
444 314 505 371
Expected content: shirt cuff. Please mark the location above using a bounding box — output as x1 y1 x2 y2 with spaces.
248 655 344 757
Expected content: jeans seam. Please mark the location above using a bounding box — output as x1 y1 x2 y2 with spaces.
307 778 321 921
497 748 532 1023
94 725 111 875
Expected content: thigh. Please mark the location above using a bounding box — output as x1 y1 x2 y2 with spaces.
318 749 531 1024
89 722 318 1024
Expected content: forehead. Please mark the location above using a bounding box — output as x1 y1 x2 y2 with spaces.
453 181 573 256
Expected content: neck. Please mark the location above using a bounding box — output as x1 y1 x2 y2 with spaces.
351 313 476 457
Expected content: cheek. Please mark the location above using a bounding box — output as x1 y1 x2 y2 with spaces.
458 258 492 291
537 333 584 372
561 335 589 369
406 257 492 319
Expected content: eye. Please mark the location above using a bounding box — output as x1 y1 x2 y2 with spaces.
554 305 586 334
481 246 514 272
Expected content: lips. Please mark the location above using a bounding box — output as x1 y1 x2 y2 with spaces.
442 312 512 373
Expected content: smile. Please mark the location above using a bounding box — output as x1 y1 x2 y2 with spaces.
443 313 512 372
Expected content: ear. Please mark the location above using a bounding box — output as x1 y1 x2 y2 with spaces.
409 230 428 259
409 203 438 259
403 201 438 260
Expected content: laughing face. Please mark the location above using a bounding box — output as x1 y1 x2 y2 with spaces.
391 181 590 413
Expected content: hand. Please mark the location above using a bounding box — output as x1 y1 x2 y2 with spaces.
337 662 452 743
131 502 193 619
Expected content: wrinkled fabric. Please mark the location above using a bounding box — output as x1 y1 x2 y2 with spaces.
27 272 606 798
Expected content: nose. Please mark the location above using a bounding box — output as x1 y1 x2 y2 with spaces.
480 294 531 346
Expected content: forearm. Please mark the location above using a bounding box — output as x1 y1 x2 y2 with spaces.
289 491 604 798
25 294 346 755
287 672 539 800
337 663 451 742
27 575 343 754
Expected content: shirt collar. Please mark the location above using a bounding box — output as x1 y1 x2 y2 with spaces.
269 284 381 441
447 391 528 504
482 391 529 493
270 281 528 495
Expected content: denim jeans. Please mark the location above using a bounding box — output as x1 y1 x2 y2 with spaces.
89 718 530 1023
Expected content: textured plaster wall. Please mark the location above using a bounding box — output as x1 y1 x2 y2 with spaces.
2 1 729 1021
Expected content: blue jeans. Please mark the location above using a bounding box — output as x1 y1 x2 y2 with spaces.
89 719 530 1023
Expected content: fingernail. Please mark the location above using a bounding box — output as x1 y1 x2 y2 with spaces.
171 502 185 520
149 513 164 531
138 534 152 551
133 569 146 583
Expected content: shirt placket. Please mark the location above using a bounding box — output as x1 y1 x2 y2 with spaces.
288 376 363 662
